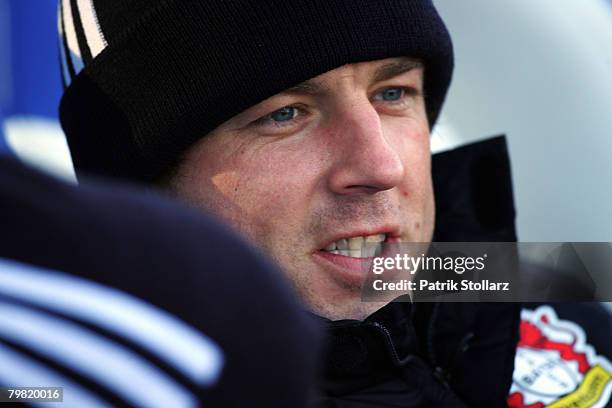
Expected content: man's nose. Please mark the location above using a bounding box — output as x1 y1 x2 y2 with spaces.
327 104 405 195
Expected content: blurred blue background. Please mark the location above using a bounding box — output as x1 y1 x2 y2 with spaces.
0 0 62 119
0 0 71 178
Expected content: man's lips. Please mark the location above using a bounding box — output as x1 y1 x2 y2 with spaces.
316 227 401 253
312 230 402 287
312 250 375 287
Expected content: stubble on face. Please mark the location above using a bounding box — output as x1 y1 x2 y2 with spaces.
167 57 434 321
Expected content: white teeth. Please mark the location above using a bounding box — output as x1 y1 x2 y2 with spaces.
362 246 377 258
322 234 386 257
349 249 362 257
337 239 348 250
365 234 385 243
348 236 364 250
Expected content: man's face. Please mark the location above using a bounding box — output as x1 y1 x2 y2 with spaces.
170 57 434 320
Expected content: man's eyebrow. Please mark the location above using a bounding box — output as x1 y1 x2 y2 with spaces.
283 80 326 96
281 58 423 96
373 59 423 83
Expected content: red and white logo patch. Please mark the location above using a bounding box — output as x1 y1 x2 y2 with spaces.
508 306 612 408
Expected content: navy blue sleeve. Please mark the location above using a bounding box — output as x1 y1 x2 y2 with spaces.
0 156 321 407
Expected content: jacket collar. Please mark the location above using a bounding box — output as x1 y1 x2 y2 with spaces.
313 300 419 395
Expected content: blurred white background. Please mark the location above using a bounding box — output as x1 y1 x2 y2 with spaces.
432 0 612 242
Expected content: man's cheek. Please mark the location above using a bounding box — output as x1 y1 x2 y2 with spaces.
211 171 242 201
210 170 285 219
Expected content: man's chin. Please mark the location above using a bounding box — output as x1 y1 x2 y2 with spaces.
312 300 391 322
279 255 397 321
302 283 390 321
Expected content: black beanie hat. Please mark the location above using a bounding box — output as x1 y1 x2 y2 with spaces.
59 0 454 183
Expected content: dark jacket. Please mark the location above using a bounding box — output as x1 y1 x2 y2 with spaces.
0 155 321 407
315 136 521 408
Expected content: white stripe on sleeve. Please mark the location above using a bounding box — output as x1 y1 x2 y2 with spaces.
61 0 84 73
0 258 223 386
76 0 107 58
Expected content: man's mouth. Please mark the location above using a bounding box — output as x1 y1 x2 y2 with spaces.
313 232 395 286
320 234 386 258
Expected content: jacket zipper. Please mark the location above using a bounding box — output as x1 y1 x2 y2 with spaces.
370 321 415 367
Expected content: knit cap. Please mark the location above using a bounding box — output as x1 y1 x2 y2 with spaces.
59 0 454 182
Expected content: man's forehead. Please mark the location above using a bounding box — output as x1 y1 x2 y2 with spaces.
282 57 424 96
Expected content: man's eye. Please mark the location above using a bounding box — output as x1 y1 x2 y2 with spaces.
374 87 406 102
269 107 298 122
250 105 308 132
